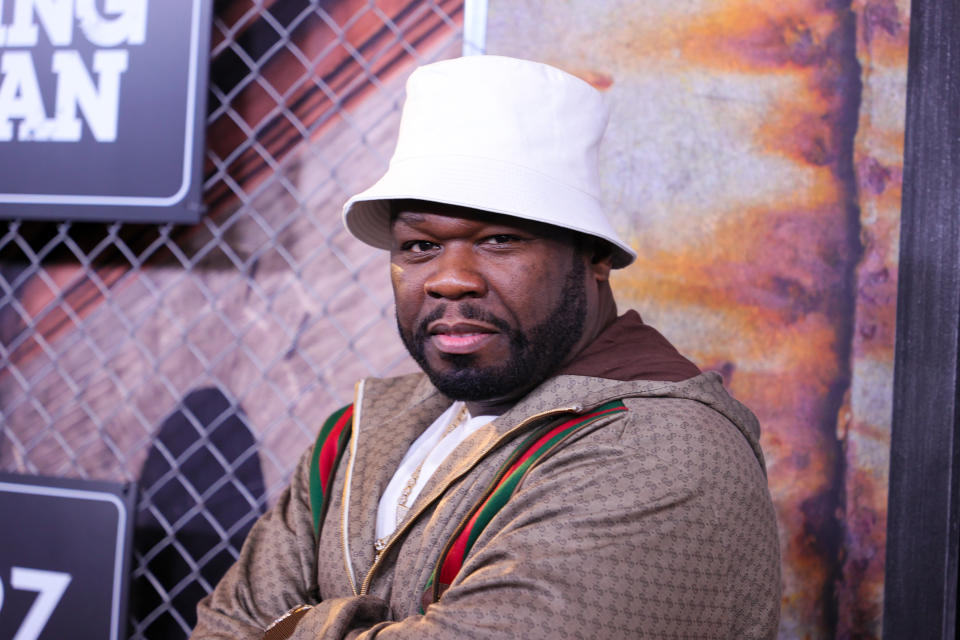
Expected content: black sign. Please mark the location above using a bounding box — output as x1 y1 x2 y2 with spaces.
0 473 135 640
0 0 213 222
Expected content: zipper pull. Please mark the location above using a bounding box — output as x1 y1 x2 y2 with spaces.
374 536 388 562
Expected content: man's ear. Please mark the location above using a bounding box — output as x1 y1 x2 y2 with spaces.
588 240 614 282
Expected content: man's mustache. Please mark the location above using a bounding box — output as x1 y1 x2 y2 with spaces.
414 303 514 339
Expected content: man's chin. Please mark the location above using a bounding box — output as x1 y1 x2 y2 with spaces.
421 364 520 402
426 346 505 374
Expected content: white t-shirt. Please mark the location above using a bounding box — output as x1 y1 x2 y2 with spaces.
375 402 497 541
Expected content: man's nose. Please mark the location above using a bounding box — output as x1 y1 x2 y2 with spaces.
424 245 487 300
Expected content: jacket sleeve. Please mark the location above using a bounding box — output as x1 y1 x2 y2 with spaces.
191 446 319 640
280 399 781 639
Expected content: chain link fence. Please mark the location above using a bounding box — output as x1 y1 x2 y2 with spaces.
0 1 465 636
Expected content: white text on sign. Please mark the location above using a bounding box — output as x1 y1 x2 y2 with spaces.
0 0 149 142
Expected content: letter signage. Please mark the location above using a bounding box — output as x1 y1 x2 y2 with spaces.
0 0 213 222
0 473 135 640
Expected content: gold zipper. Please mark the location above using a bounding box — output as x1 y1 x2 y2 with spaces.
357 403 583 596
339 381 364 596
339 431 358 596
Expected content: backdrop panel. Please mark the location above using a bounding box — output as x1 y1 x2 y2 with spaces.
486 1 907 638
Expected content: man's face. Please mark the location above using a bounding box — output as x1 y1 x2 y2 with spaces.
390 204 591 403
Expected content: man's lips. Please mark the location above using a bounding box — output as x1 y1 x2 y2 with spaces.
427 321 499 355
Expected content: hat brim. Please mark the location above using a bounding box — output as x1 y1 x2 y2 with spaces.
342 155 636 269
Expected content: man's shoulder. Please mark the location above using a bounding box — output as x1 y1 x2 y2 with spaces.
544 372 766 471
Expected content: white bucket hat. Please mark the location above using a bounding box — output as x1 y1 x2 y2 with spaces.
341 55 636 268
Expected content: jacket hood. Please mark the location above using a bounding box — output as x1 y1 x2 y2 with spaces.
558 310 701 382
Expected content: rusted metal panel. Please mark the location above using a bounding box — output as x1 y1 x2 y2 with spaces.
839 1 909 638
487 1 907 637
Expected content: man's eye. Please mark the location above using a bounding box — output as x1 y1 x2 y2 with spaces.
402 240 439 253
483 234 518 246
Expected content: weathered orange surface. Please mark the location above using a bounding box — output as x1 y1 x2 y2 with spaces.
836 1 908 636
488 0 907 637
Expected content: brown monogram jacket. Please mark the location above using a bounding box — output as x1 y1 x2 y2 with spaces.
191 370 781 639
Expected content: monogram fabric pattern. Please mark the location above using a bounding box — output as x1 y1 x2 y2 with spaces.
192 372 780 639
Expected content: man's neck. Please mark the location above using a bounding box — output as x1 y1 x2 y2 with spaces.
464 397 516 417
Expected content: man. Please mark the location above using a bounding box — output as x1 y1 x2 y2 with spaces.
192 55 781 639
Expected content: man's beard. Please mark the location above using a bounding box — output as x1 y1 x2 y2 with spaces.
398 258 587 402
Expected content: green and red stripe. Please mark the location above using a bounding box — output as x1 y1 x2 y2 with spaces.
309 404 354 538
424 400 627 606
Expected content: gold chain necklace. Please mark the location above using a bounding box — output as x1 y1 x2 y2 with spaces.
375 402 470 554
